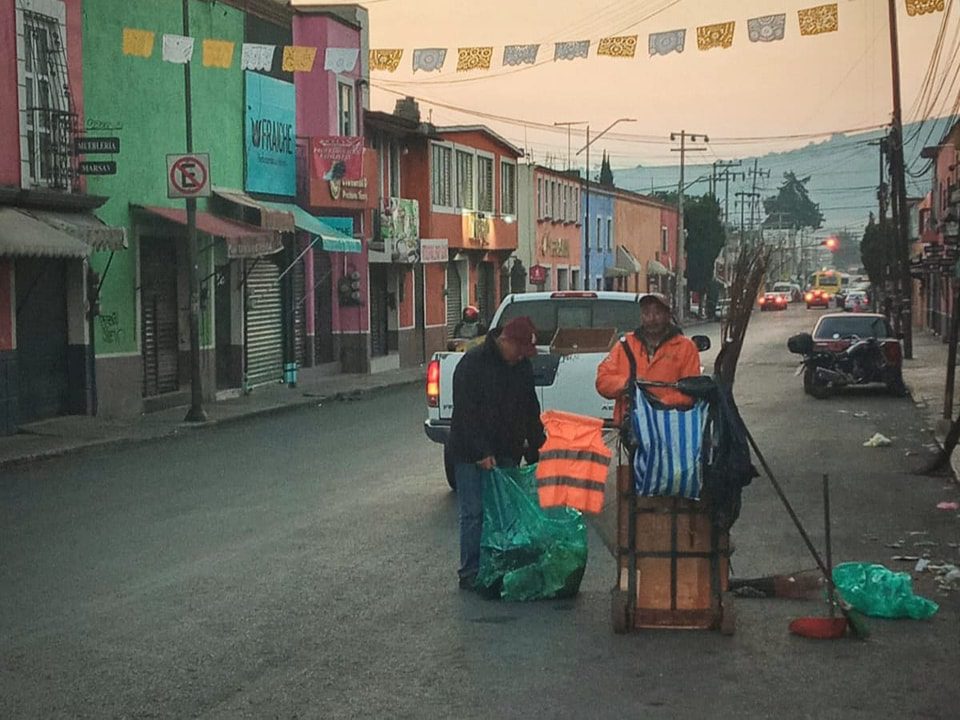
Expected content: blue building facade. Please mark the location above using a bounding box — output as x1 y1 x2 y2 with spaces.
581 185 616 291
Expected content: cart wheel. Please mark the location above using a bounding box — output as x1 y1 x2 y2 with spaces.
611 589 631 634
720 591 736 636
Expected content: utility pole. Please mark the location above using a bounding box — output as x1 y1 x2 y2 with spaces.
887 0 913 359
670 130 709 316
182 0 206 422
747 159 770 245
869 136 889 220
735 191 759 249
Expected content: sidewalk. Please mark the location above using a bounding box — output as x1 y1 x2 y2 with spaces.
902 327 960 479
0 365 425 470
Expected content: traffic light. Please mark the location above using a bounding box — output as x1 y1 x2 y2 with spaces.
338 271 363 306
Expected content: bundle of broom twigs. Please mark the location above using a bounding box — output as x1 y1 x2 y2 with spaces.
714 243 772 387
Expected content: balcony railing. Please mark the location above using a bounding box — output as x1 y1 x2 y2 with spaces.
23 107 79 192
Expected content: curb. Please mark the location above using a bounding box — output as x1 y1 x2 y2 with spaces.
0 377 423 472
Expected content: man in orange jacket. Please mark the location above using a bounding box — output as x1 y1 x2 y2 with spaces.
596 293 701 424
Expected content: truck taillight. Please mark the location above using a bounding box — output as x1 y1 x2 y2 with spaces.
882 340 902 366
550 291 597 299
426 359 440 407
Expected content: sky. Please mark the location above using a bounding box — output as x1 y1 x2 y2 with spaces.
291 0 959 171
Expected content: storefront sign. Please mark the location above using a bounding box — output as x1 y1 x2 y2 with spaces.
539 233 569 258
529 264 548 285
330 177 368 202
311 136 364 181
76 137 120 154
245 72 296 196
320 216 354 237
380 198 420 262
419 238 448 264
79 160 117 176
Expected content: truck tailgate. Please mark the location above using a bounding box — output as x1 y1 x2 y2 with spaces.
533 351 614 421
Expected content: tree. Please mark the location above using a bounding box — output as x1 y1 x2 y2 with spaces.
654 191 726 302
763 172 824 230
599 151 614 187
859 214 898 287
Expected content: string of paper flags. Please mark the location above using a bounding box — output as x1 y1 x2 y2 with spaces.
119 0 944 74
370 0 944 73
121 29 361 73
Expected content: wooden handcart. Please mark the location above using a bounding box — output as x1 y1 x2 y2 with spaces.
611 460 736 634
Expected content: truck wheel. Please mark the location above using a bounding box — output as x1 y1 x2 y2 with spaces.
444 442 457 491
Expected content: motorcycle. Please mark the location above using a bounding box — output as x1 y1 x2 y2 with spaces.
787 332 906 399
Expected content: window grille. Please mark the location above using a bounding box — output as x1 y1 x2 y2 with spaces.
20 8 77 191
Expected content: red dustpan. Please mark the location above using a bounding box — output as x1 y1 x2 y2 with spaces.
789 616 848 639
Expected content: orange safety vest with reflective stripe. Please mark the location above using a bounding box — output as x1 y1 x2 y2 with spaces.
536 410 612 514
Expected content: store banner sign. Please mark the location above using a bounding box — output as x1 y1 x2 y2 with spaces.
419 238 449 264
245 72 296 196
311 136 364 181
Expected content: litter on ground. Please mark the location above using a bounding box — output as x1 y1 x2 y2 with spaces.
864 433 892 448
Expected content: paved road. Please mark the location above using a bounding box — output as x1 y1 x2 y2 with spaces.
2 305 958 719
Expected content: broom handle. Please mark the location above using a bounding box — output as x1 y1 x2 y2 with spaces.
823 474 836 617
743 426 829 577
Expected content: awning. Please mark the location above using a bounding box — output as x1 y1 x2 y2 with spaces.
0 207 91 258
30 209 127 251
258 200 361 254
138 206 283 259
212 188 296 233
648 258 674 277
604 265 630 279
616 245 643 273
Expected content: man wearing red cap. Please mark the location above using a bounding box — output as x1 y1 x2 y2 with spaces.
596 293 701 422
448 315 545 590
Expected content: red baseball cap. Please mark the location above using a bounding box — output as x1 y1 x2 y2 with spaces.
500 316 538 358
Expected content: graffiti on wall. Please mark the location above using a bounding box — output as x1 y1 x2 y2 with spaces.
98 311 126 345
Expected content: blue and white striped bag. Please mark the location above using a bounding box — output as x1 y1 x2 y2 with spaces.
631 387 709 499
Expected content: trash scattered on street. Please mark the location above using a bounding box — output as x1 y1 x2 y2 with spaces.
905 450 917 457
941 569 960 591
853 411 869 419
885 540 905 549
936 501 960 511
891 555 920 562
908 531 929 536
915 558 930 572
833 563 939 619
863 433 892 448
913 540 939 548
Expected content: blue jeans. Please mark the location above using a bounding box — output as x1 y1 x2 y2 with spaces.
456 458 515 581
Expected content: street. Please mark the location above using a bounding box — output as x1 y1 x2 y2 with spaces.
2 306 959 720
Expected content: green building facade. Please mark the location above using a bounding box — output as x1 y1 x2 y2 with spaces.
83 0 245 416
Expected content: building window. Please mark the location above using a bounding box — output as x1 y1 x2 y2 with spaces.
537 177 543 218
432 143 452 207
571 269 580 291
562 185 568 222
596 216 601 250
606 218 612 251
574 188 580 224
455 149 474 209
501 161 517 215
477 155 494 212
661 225 669 253
19 3 73 191
338 81 355 135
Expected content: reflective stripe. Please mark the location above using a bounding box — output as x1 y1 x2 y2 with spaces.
539 449 611 465
537 476 606 492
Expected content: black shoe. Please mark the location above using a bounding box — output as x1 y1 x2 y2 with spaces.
458 575 477 590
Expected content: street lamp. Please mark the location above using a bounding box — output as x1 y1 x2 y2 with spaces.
572 118 637 290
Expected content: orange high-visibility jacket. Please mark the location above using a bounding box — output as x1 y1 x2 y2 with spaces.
595 331 701 424
536 410 612 514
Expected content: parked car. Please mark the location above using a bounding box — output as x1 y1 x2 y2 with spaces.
759 291 788 311
804 288 831 309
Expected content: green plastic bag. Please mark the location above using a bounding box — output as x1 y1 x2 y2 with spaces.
833 562 939 620
475 465 588 601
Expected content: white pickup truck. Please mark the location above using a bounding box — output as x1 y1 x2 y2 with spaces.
424 291 679 488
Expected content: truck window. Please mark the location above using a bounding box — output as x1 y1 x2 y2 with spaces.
497 299 639 342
